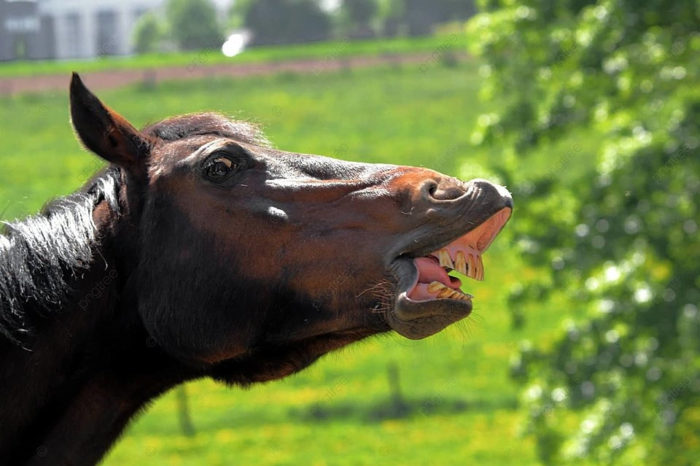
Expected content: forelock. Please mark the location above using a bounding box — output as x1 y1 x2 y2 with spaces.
143 113 270 147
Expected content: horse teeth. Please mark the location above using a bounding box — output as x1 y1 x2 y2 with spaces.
428 281 446 293
451 290 473 301
476 255 484 281
427 280 473 301
438 249 454 269
466 254 476 279
455 251 467 275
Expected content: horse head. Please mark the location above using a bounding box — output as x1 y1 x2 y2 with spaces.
70 73 512 383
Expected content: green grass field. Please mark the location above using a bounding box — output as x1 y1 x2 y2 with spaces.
0 61 572 465
0 35 466 78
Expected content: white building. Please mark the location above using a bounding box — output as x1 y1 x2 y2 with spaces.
0 0 232 61
39 0 163 59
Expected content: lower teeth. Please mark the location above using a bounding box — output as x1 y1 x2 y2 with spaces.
428 281 473 301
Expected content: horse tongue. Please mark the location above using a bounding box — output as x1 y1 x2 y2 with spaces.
414 257 460 290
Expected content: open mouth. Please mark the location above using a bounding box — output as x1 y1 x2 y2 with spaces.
389 206 512 339
407 207 512 304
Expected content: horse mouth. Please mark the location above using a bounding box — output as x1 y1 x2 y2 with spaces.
388 206 512 339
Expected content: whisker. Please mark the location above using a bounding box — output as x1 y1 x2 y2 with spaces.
356 280 390 298
469 312 485 326
358 279 394 319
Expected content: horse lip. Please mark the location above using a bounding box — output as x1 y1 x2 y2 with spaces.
395 280 472 322
389 190 513 261
386 201 513 339
389 202 512 268
391 257 416 288
387 257 472 339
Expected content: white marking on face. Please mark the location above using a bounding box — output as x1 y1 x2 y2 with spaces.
267 206 288 221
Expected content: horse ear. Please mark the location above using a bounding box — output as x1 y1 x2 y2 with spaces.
70 73 150 177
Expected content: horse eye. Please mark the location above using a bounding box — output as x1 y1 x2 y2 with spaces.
203 156 237 181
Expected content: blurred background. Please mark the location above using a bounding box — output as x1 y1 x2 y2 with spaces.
0 0 697 464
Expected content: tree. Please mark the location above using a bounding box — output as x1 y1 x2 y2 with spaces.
467 0 698 463
378 0 405 37
166 0 223 50
228 0 255 29
132 12 162 54
374 0 476 37
243 0 332 46
339 0 378 38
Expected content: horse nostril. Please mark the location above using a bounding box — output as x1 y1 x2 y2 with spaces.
423 178 465 202
428 182 438 197
420 180 439 201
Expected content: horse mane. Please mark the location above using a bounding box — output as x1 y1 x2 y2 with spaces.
0 168 121 344
143 113 271 147
0 113 267 345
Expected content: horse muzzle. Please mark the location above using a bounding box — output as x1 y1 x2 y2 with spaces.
386 177 513 339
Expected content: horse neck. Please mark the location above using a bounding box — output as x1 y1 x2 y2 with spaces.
0 196 194 465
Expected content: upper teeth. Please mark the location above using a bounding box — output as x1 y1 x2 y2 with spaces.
435 248 484 281
455 251 467 275
439 249 454 269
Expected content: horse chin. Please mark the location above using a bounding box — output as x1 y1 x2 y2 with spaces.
387 258 472 339
392 293 472 339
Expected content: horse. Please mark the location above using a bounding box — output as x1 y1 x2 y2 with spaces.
0 73 512 465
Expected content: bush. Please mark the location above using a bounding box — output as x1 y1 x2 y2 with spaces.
132 12 162 54
166 0 223 50
243 0 332 46
339 0 379 39
467 0 699 463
